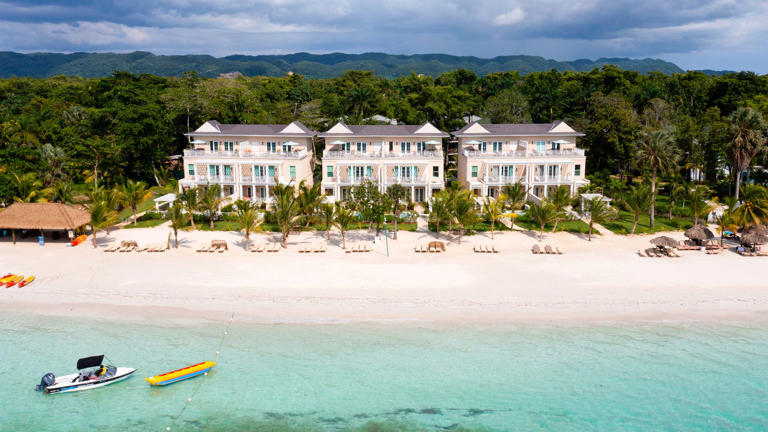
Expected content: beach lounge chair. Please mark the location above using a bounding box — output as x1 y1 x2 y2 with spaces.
346 245 353 253
667 249 681 257
104 243 119 252
415 244 421 253
637 249 646 257
492 245 499 253
555 247 564 255
473 244 480 253
544 245 555 254
531 244 542 254
272 243 281 252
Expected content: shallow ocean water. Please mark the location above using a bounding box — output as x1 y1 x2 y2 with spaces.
1 313 767 431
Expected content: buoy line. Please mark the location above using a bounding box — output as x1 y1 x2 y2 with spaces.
165 311 235 431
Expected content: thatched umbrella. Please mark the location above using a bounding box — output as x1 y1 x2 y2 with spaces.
650 235 679 249
684 224 714 245
741 225 768 247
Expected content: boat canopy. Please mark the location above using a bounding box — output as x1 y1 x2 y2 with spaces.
77 355 104 370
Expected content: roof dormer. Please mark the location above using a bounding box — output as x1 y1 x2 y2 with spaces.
195 120 222 133
548 121 576 134
280 121 305 134
413 122 442 135
325 122 354 134
463 122 490 134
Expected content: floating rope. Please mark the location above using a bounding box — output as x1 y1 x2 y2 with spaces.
165 311 234 431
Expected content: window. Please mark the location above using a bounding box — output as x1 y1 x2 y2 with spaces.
289 166 296 179
551 141 560 150
327 166 334 178
479 142 487 153
356 142 367 153
268 166 275 178
413 166 418 178
535 141 546 153
492 141 503 152
489 188 496 198
282 143 292 153
209 165 219 176
266 142 277 153
366 166 372 177
575 164 581 176
400 166 412 178
223 141 234 152
471 166 478 178
401 142 411 153
433 166 439 177
343 142 351 152
536 165 545 176
548 166 559 177
224 166 232 177
254 166 265 177
394 166 399 177
416 142 425 152
188 164 195 176
209 141 219 151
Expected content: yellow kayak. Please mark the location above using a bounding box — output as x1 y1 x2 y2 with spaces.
18 276 35 288
5 275 23 288
145 361 216 386
0 274 14 283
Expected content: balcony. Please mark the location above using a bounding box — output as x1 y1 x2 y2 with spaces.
462 148 584 158
386 176 431 185
193 175 235 183
322 150 443 159
240 176 277 185
533 174 574 184
323 150 382 159
383 150 443 159
485 175 526 185
184 149 308 159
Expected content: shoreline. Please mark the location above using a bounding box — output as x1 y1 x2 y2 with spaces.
1 226 767 326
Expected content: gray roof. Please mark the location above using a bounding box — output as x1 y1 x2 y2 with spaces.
452 120 584 137
186 120 316 137
319 123 449 138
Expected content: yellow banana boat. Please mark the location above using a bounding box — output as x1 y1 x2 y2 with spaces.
145 361 216 386
0 274 14 283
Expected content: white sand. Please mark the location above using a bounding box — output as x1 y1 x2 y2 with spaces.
1 224 766 324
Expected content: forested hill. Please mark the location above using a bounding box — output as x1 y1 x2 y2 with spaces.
0 51 686 79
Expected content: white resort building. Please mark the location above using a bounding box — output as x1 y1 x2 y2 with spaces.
453 121 587 199
319 122 448 202
180 120 317 202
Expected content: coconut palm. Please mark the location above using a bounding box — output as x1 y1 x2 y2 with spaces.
429 192 450 238
526 201 557 241
51 181 74 204
199 184 223 229
179 187 200 230
234 199 262 251
167 202 187 248
727 107 768 200
453 190 478 244
10 172 43 202
547 185 572 232
732 185 768 228
120 179 148 226
320 202 335 241
333 202 356 249
297 180 323 228
88 200 116 248
620 185 651 234
269 182 300 248
635 128 680 228
579 196 615 241
715 196 740 247
482 194 506 240
668 182 688 219
688 185 714 226
501 182 528 228
386 184 409 240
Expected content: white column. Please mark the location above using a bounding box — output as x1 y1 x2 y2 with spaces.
411 186 415 201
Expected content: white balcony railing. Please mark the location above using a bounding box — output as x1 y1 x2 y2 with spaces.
383 150 443 158
463 148 584 158
184 149 308 159
485 175 526 184
194 175 235 183
323 150 382 159
240 176 277 185
533 174 574 183
322 150 443 159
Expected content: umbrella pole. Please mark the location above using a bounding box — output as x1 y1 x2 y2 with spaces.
12 229 15 245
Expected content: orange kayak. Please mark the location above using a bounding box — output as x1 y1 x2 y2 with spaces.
6 275 23 288
71 235 87 246
0 274 13 283
18 276 35 288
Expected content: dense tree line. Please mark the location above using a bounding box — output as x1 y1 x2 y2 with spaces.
2 67 768 204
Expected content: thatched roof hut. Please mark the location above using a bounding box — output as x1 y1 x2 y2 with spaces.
684 224 714 243
650 235 679 248
741 225 768 246
0 203 89 230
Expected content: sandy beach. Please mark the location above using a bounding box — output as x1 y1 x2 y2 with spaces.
1 224 766 324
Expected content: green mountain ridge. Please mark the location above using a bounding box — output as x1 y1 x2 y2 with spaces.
0 51 690 79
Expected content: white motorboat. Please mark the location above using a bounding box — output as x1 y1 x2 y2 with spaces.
36 355 136 394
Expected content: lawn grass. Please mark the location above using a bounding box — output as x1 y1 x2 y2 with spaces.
122 218 167 229
117 187 163 221
601 210 692 234
513 215 593 234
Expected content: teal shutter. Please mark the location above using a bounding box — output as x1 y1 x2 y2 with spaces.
413 166 418 177
268 166 275 178
224 166 231 176
394 166 399 177
209 165 215 176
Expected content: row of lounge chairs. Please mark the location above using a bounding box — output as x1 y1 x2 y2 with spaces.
738 249 768 257
677 240 722 251
345 243 372 253
249 243 281 253
414 241 446 253
473 244 499 253
104 241 167 253
531 244 563 255
637 248 680 257
196 244 227 253
298 243 327 253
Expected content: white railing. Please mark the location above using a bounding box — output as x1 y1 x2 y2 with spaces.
193 175 235 183
383 151 443 158
240 176 277 185
184 149 308 159
323 150 382 159
463 148 584 158
386 176 427 185
533 175 574 183
485 175 526 184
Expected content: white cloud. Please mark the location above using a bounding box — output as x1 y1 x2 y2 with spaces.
492 8 525 26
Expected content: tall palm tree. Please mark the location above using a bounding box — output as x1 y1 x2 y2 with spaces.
429 192 450 238
88 200 115 248
269 182 300 248
501 182 528 228
179 187 199 230
715 197 740 248
167 202 187 248
453 190 478 244
636 128 680 228
51 181 74 204
386 184 409 240
732 185 768 228
10 172 42 202
333 202 356 249
199 184 223 229
121 179 148 226
234 199 263 251
688 185 714 226
526 201 557 241
669 182 688 219
620 185 651 234
579 196 615 241
727 107 768 200
547 185 571 232
320 202 335 241
482 194 506 240
297 180 323 228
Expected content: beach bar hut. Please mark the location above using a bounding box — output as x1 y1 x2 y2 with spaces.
684 224 714 245
0 203 90 244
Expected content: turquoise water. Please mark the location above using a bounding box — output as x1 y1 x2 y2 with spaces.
1 314 767 431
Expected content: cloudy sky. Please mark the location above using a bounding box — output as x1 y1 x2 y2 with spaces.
1 0 766 72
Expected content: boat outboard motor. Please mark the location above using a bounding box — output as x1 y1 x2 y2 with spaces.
36 373 55 391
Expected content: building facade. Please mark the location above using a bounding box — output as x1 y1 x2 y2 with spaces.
319 122 448 202
453 121 587 199
180 120 316 202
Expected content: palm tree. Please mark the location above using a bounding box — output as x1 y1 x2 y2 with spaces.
732 185 768 228
620 185 651 234
482 195 506 240
727 107 768 200
668 182 688 219
333 202 356 249
167 202 187 248
10 172 42 202
51 181 74 203
234 199 262 251
199 184 223 229
179 187 199 230
269 182 300 248
715 196 740 248
579 196 615 241
429 192 450 238
636 128 680 228
501 182 527 228
526 201 557 241
386 184 409 240
688 185 714 225
121 179 148 226
88 200 115 248
320 202 335 241
547 185 571 232
297 180 323 228
453 190 478 244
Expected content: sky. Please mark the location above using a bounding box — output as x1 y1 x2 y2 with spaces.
1 0 766 73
